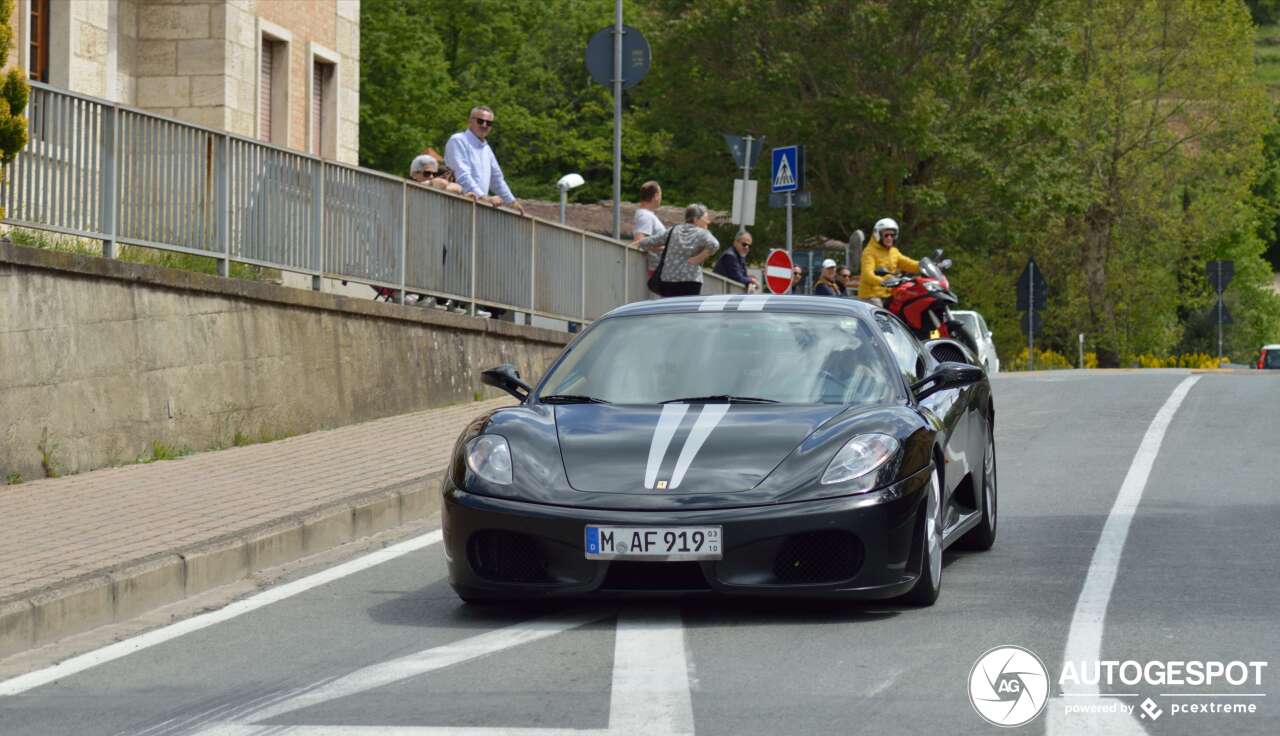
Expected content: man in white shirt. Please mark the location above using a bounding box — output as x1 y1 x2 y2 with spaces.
632 181 666 296
444 106 526 216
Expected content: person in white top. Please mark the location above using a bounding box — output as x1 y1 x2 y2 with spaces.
632 181 666 296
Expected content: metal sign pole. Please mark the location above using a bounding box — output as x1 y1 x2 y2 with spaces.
1028 259 1036 371
611 0 622 240
1217 269 1223 362
738 135 753 235
785 191 793 255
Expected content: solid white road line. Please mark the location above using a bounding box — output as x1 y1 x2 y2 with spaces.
608 608 696 735
219 611 610 729
193 608 695 735
1047 375 1200 735
0 530 445 697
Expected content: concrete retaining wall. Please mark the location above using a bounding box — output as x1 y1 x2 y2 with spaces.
0 241 570 480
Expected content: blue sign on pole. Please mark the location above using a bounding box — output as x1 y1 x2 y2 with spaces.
771 146 802 193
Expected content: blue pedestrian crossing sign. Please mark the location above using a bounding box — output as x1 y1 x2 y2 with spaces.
771 145 803 193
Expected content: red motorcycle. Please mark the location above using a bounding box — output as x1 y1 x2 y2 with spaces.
876 250 980 358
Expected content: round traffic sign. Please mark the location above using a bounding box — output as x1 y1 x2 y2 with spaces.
585 25 651 89
765 249 794 295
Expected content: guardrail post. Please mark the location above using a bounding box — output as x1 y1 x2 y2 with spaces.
396 183 407 304
217 133 230 277
622 242 629 304
580 233 587 322
311 161 324 291
99 104 118 259
469 200 478 316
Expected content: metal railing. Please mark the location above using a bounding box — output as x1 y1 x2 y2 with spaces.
2 82 745 323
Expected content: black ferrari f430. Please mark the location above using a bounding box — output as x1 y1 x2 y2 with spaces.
443 295 996 606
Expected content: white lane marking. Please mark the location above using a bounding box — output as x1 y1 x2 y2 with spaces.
736 294 769 311
211 612 610 729
1046 376 1200 736
668 404 731 489
645 403 689 489
608 608 695 734
193 608 694 736
194 727 610 735
697 295 733 312
0 530 445 697
765 265 792 280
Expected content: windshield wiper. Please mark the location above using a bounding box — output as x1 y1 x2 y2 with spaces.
660 395 778 404
539 394 611 404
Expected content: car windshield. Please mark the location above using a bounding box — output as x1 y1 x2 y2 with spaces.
1266 350 1280 369
955 313 979 335
537 312 900 405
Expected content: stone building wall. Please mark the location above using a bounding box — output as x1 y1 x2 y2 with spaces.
4 0 358 164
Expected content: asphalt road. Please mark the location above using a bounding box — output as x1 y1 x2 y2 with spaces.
1 370 1277 735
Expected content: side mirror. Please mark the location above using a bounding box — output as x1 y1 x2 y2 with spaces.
911 361 984 401
932 248 944 261
481 363 531 402
939 258 953 269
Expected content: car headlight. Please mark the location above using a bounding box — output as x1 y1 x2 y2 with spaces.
820 434 900 491
466 435 512 485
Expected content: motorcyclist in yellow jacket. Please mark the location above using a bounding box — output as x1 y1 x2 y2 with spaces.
857 217 920 305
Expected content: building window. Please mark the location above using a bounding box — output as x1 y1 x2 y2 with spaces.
311 60 334 157
30 0 50 82
259 39 282 142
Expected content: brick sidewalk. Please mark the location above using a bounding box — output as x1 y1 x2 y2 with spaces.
0 397 512 636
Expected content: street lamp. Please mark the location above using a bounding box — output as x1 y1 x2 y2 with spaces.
557 173 585 224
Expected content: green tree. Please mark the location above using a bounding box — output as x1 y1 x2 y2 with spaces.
360 0 668 202
1050 0 1275 364
0 0 29 218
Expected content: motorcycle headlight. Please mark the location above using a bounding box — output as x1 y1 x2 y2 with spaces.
820 434 900 492
465 435 513 485
924 281 942 292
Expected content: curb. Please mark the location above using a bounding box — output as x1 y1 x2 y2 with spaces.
0 472 445 659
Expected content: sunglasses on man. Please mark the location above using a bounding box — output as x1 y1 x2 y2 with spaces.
472 118 495 128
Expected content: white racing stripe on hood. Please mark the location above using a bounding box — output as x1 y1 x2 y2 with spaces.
644 404 689 489
668 404 732 489
736 294 769 311
698 295 733 311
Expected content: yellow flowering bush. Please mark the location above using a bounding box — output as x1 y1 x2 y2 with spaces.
1007 347 1074 371
1129 353 1225 369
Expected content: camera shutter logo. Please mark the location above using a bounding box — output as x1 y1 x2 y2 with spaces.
968 645 1050 727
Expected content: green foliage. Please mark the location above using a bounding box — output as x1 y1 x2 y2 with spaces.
0 0 29 216
360 0 670 202
360 0 1280 363
142 442 192 464
5 472 21 486
8 228 278 282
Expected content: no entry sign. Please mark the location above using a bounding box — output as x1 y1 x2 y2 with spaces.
765 249 794 295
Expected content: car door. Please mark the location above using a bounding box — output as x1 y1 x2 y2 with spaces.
873 313 972 520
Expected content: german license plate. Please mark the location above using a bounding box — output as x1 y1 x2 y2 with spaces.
584 525 722 561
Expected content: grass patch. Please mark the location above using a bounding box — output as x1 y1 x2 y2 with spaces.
232 429 296 448
5 473 21 485
5 228 280 283
140 441 193 464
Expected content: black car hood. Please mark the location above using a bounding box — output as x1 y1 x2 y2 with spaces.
554 404 844 494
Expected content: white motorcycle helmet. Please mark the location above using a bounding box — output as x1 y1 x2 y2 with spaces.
873 217 899 242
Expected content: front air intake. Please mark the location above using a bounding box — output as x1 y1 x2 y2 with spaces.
771 531 864 584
